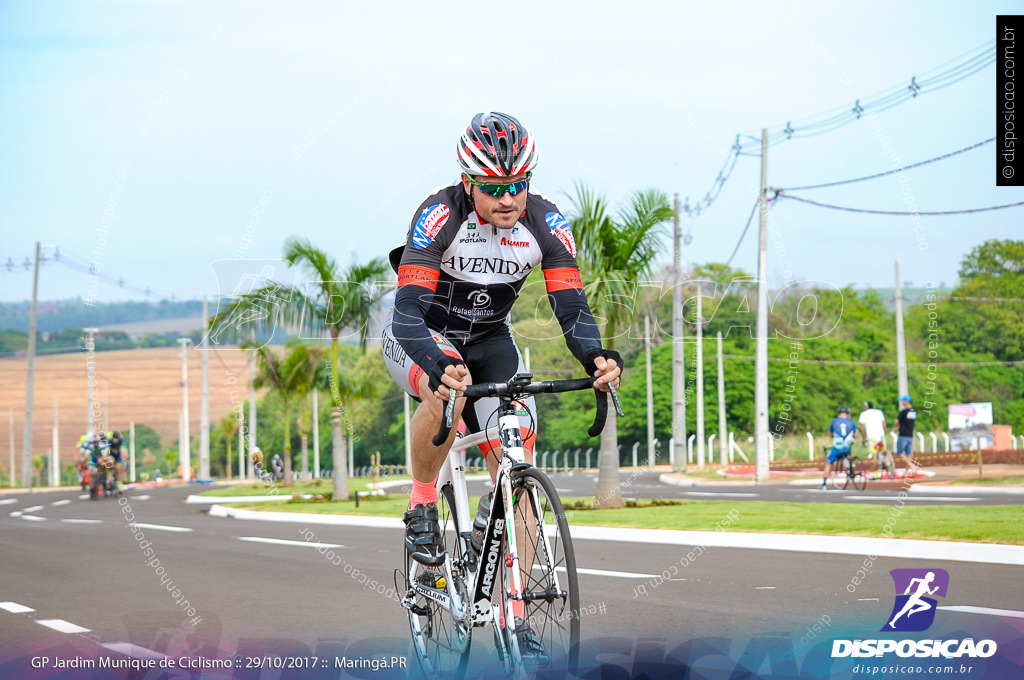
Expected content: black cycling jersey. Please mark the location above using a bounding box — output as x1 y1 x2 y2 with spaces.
390 182 601 377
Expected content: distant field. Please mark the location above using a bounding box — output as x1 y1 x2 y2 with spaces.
0 346 254 475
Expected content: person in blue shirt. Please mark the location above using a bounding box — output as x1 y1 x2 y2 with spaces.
823 405 858 489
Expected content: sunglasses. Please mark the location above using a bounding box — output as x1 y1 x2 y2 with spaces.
468 173 531 198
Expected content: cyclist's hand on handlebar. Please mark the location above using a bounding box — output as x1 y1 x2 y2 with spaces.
433 362 470 401
590 355 621 392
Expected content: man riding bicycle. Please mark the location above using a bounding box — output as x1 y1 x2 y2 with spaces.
383 111 621 662
822 405 858 489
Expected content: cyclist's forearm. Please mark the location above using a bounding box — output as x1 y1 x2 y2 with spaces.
393 288 446 370
546 288 601 365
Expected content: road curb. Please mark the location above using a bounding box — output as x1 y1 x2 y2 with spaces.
208 504 1024 566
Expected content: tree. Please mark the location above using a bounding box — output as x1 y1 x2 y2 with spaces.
252 342 322 487
215 412 242 478
568 184 674 508
293 346 328 480
209 239 392 502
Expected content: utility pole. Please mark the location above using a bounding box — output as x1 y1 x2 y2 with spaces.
129 421 136 482
894 261 909 405
104 381 109 430
84 328 98 434
248 330 257 480
8 409 14 487
199 295 210 481
717 332 727 465
313 390 320 478
177 338 191 481
755 128 770 483
51 397 59 486
672 194 686 470
696 288 706 469
645 316 655 466
22 241 40 487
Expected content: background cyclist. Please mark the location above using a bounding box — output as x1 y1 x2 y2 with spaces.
823 405 858 489
383 111 621 663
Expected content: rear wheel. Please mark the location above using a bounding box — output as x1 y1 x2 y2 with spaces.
828 457 847 490
881 452 895 480
849 456 867 491
502 467 580 679
406 483 471 680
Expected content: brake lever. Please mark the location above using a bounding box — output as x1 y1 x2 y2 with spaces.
607 382 624 416
444 389 456 428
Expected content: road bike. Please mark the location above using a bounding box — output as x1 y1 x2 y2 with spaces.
828 451 867 490
400 372 620 679
869 440 896 480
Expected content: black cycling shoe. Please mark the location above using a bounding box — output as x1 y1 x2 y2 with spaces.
404 503 445 566
514 617 550 668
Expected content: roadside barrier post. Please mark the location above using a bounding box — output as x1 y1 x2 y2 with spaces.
806 432 814 460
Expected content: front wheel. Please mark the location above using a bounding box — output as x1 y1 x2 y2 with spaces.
406 483 471 680
849 456 867 491
502 467 580 678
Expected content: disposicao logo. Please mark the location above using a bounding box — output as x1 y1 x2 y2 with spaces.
831 568 997 659
883 568 948 632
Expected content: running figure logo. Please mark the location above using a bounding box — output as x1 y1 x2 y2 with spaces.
882 568 950 632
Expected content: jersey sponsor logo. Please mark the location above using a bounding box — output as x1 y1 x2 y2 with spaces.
381 335 407 367
468 289 492 308
499 236 530 248
412 203 451 249
440 255 534 277
545 211 577 257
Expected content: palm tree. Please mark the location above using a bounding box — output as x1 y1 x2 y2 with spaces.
252 342 323 488
216 412 242 478
293 346 328 480
209 239 392 502
568 184 674 508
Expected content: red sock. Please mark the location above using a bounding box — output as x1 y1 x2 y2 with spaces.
409 475 438 509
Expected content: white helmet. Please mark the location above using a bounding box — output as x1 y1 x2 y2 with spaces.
457 112 538 177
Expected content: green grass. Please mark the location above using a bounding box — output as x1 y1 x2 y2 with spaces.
949 476 1024 486
198 476 413 498
219 493 1024 545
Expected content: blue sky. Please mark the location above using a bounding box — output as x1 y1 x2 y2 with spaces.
1 0 1021 304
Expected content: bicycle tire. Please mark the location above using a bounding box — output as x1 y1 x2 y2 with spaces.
501 467 580 679
407 483 471 679
828 458 846 490
882 453 896 480
850 456 867 491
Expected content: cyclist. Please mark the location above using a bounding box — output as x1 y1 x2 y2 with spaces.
822 405 858 489
895 395 918 476
858 401 887 476
108 430 126 493
383 111 621 661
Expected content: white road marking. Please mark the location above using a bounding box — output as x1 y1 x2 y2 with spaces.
755 586 776 590
686 492 759 498
37 619 91 634
938 605 1024 619
21 515 46 521
23 505 43 512
0 498 17 505
50 499 72 506
132 495 151 500
62 519 103 524
130 523 193 533
9 511 22 517
538 565 659 579
556 489 575 493
101 642 167 659
0 601 35 613
78 494 90 500
842 496 978 502
238 536 344 549
858 598 880 601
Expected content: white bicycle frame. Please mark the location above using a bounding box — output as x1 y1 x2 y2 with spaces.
432 412 561 637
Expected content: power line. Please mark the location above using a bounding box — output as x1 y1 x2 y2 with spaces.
774 193 1024 216
778 137 995 192
683 41 995 218
724 198 761 267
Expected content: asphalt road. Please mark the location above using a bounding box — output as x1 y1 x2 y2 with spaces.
2 482 1022 679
